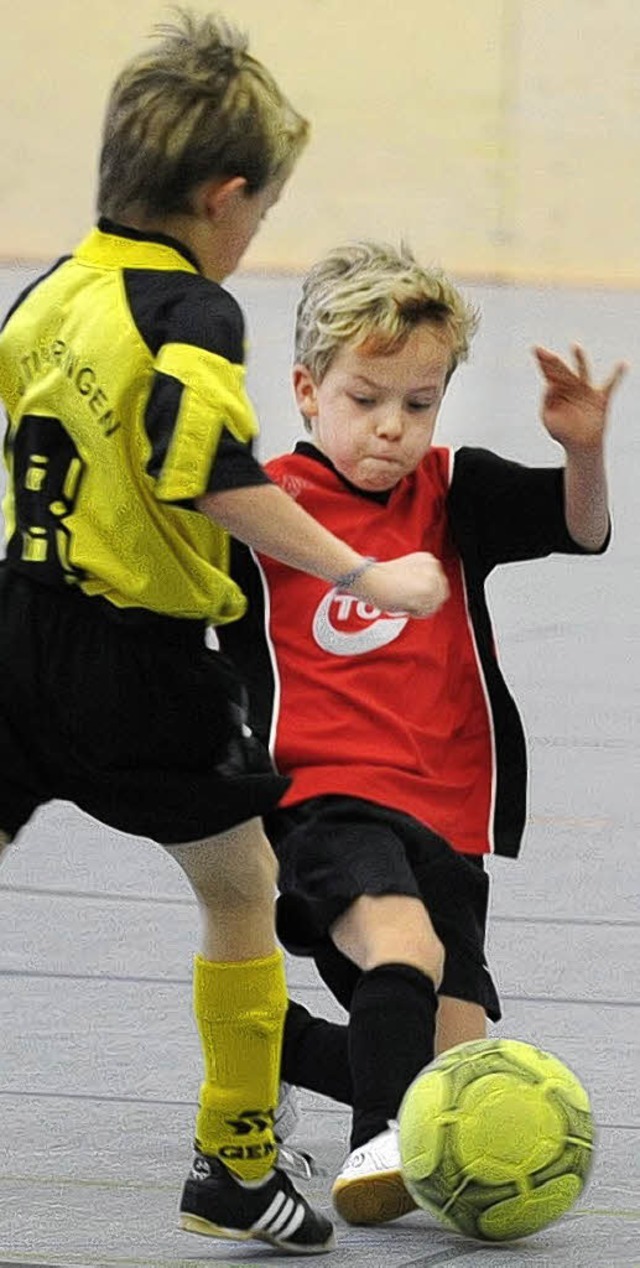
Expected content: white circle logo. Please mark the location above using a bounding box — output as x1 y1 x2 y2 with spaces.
312 590 408 656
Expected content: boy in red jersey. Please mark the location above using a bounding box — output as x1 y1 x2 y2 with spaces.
221 240 625 1224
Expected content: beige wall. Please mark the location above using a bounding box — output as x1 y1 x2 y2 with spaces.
1 0 639 284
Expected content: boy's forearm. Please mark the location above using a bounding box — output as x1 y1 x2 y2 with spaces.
563 447 610 551
197 482 365 583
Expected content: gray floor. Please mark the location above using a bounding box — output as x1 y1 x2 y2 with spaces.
0 265 638 1267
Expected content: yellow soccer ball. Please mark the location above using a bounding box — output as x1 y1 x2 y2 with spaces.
398 1038 595 1242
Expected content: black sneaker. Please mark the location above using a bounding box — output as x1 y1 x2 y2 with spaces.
180 1151 335 1254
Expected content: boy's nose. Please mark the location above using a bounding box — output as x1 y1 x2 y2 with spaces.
375 406 403 438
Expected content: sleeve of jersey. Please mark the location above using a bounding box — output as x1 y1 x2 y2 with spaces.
145 340 262 503
449 446 611 573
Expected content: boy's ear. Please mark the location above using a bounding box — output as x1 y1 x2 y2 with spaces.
199 175 248 221
292 364 319 418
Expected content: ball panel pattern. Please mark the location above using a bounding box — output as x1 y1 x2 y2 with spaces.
398 1037 594 1242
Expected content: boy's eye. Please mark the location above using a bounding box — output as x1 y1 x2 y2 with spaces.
408 399 436 412
349 394 376 406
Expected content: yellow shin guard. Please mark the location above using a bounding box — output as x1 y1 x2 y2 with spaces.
193 949 287 1182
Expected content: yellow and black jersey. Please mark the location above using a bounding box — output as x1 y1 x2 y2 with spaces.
0 219 269 622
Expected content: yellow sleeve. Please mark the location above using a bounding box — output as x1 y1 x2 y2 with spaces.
151 342 259 503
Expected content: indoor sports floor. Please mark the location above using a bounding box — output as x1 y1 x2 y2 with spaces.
0 267 638 1267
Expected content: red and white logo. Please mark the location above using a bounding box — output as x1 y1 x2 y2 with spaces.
312 589 408 656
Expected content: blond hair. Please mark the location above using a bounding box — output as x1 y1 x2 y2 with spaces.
98 9 309 218
295 241 479 382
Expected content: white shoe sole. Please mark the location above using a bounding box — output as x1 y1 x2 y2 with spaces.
180 1211 335 1254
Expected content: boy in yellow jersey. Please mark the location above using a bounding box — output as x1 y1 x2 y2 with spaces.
0 15 449 1254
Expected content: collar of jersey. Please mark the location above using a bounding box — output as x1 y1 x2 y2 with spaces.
75 218 201 273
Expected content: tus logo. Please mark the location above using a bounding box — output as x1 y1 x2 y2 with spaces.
313 590 408 656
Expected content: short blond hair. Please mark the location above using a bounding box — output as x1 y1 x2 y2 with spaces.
295 241 479 382
98 9 309 218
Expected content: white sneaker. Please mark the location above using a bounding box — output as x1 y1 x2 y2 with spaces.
331 1125 418 1225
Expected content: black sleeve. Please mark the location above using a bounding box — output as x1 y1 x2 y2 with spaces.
447 446 611 575
124 270 265 504
218 538 277 748
206 430 272 493
124 268 246 362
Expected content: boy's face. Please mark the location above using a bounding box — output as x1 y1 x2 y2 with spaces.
294 323 452 492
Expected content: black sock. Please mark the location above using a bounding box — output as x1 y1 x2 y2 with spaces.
313 941 361 1012
348 962 437 1149
281 998 352 1105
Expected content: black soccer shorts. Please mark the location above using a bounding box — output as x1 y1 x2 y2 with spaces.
0 565 288 844
267 793 501 1021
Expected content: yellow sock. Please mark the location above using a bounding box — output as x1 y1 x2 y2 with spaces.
193 948 287 1182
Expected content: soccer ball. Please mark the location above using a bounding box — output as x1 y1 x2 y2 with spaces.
398 1037 594 1242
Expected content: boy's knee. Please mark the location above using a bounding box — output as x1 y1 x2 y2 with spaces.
332 893 445 986
185 825 278 911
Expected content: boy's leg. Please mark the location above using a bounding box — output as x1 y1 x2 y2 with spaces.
282 1000 352 1105
436 996 486 1053
165 818 333 1253
166 819 285 1177
282 967 482 1128
332 893 443 1148
281 899 442 1144
415 850 499 1048
282 989 485 1114
280 936 355 1105
329 893 443 1224
314 939 360 1010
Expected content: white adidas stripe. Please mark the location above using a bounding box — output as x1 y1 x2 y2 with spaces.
253 1191 285 1230
274 1203 305 1241
253 1191 306 1241
266 1195 296 1234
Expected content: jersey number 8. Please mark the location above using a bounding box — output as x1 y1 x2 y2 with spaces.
7 414 85 584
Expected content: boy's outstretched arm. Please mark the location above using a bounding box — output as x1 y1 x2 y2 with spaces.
534 344 626 551
197 482 449 618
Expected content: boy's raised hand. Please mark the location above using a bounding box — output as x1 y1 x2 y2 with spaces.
534 344 626 453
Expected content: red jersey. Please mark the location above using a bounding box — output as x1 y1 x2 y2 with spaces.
222 443 603 857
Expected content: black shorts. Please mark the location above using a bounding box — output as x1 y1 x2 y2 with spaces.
0 566 288 844
267 794 501 1021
